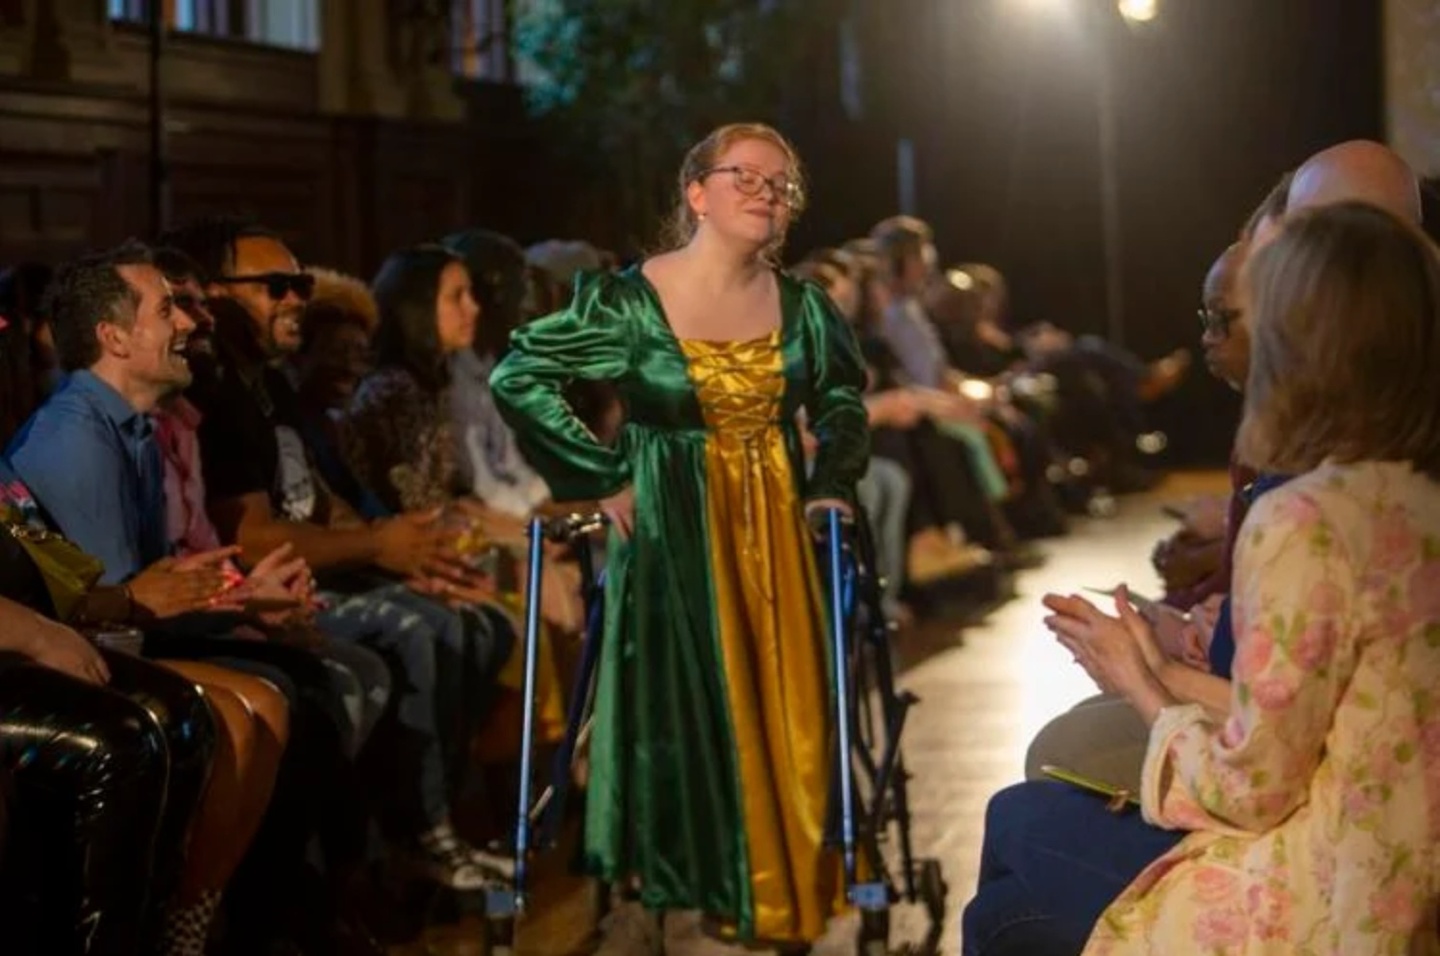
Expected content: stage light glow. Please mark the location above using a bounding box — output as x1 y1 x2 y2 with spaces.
946 269 975 291
959 379 995 402
1117 0 1157 23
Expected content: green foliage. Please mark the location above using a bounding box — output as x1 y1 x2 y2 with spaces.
511 0 822 244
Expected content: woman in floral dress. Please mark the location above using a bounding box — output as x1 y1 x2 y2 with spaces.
968 202 1440 955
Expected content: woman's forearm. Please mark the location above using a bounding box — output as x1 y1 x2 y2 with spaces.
1158 660 1232 719
0 596 47 656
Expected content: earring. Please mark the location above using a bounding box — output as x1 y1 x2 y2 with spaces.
698 212 708 222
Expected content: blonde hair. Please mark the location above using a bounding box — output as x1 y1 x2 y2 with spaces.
1236 202 1440 480
663 122 805 259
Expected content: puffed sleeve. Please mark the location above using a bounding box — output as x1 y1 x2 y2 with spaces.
798 280 870 502
489 272 636 502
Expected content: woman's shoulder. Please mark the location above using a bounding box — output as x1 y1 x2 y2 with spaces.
1246 461 1440 570
350 366 424 414
542 267 657 329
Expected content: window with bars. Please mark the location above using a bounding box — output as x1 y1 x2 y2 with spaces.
108 0 320 51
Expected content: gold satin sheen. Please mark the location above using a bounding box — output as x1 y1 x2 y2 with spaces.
488 268 872 940
681 332 840 943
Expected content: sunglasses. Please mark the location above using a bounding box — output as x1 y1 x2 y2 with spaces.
1197 306 1242 337
699 165 806 211
212 272 316 302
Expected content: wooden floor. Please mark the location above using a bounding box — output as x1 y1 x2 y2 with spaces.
395 471 1230 955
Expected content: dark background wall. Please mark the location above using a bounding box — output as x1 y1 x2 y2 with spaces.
785 0 1383 465
0 0 1385 465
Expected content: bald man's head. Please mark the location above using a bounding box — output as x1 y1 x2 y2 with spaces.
1287 140 1422 224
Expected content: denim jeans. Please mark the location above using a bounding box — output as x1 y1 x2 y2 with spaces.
855 457 912 618
962 781 1185 956
318 583 513 835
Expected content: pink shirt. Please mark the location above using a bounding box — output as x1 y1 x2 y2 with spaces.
154 397 222 557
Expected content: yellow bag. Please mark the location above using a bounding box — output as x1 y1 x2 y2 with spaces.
1 521 105 623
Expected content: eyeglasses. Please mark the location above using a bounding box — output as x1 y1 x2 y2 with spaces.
1197 306 1242 337
212 272 316 303
699 165 806 211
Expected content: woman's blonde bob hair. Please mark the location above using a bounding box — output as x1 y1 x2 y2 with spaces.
1237 201 1440 481
662 122 805 260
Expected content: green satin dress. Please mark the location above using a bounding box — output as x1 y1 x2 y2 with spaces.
490 266 869 942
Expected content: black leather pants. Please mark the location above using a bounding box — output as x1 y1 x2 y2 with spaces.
0 651 217 956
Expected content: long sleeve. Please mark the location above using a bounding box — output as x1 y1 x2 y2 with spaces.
799 282 870 502
489 273 635 503
340 368 451 514
1140 486 1360 835
450 352 551 518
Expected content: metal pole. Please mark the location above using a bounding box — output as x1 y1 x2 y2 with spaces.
827 509 857 887
147 0 170 237
1095 11 1125 347
512 515 547 911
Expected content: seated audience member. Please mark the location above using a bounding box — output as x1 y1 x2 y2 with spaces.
164 215 517 891
2 244 395 954
342 244 484 515
1024 239 1254 791
922 272 1070 539
966 202 1440 955
0 595 215 956
443 232 553 518
792 255 916 622
342 243 581 703
818 239 1008 574
292 266 389 520
1150 176 1292 609
866 218 1045 561
150 247 392 758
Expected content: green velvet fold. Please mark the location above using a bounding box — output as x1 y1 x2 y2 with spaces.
489 267 868 934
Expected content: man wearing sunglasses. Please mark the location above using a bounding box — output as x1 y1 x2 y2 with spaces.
165 217 518 910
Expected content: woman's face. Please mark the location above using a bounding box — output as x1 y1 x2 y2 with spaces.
435 261 480 354
299 320 372 408
687 137 799 251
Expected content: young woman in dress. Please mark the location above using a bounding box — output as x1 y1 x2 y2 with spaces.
491 122 870 948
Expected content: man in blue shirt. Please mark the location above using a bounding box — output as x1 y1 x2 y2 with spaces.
5 244 397 954
7 243 192 582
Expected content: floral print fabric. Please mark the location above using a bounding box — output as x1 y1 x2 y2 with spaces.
1087 460 1440 955
341 367 456 514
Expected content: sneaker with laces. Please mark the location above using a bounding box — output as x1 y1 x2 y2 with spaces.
412 823 492 891
466 842 516 880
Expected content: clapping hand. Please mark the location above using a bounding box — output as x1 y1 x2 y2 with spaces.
1042 585 1174 721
